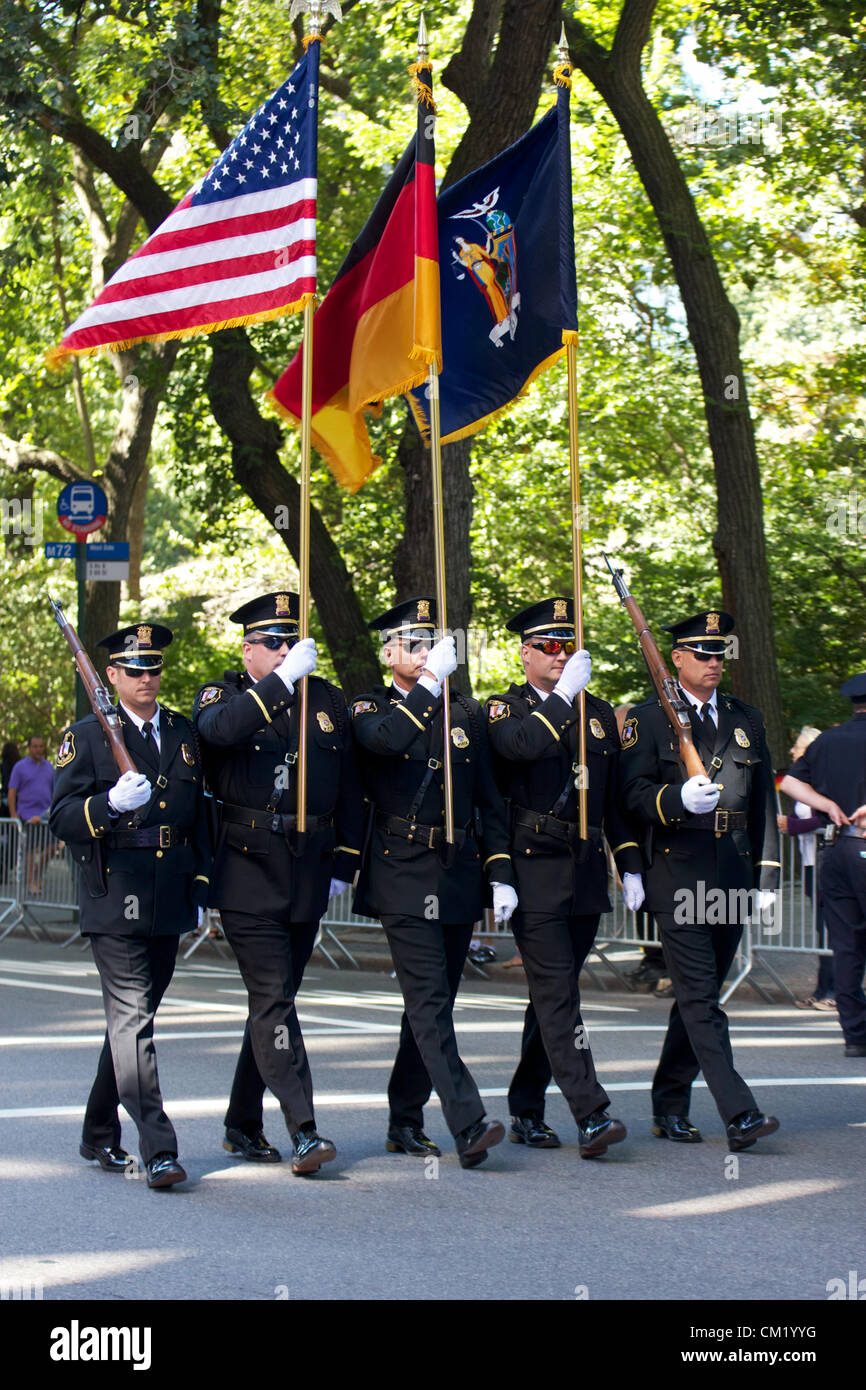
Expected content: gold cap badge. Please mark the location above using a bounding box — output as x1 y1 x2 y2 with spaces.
275 594 291 615
417 599 431 621
554 599 568 620
136 624 152 646
706 613 720 633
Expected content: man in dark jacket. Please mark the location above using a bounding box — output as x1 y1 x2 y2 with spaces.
486 598 641 1158
352 596 517 1169
194 591 363 1175
50 622 211 1189
618 610 780 1151
780 672 866 1057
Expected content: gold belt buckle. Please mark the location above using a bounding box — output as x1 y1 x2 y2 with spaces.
427 826 436 849
159 825 171 848
714 810 729 833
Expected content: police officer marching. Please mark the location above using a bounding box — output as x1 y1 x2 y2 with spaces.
780 672 866 1058
486 598 642 1158
618 610 781 1151
50 622 211 1189
351 597 518 1168
194 592 364 1175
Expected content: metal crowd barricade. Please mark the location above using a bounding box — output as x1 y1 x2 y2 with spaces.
14 819 81 944
0 817 23 940
319 886 381 968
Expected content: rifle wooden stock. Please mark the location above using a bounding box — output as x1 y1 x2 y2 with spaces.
49 597 136 777
602 558 706 779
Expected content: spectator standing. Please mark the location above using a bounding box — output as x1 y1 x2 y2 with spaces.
8 736 55 894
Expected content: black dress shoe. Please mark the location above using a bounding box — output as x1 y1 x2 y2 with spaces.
844 1043 866 1057
291 1130 336 1175
652 1114 702 1143
577 1108 627 1158
146 1153 187 1189
456 1118 505 1169
726 1109 780 1151
386 1125 441 1157
79 1142 132 1172
223 1127 282 1162
509 1114 561 1148
468 944 497 964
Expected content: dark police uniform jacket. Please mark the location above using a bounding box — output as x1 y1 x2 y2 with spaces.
351 681 516 923
618 692 780 921
49 708 211 936
194 668 363 921
789 711 866 816
486 684 643 916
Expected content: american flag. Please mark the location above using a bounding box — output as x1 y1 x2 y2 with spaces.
49 44 319 364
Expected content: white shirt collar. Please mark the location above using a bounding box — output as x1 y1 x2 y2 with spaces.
679 686 718 719
528 682 552 702
119 701 161 738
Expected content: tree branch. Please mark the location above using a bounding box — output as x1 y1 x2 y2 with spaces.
0 434 85 484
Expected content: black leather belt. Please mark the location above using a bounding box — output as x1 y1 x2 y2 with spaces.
107 826 187 849
375 810 470 850
687 810 747 832
840 825 866 840
512 806 602 844
220 803 334 834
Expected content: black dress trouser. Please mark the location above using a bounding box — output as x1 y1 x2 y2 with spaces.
220 912 319 1136
508 912 609 1124
84 933 179 1165
382 917 483 1139
387 921 473 1129
652 912 756 1123
820 840 866 1045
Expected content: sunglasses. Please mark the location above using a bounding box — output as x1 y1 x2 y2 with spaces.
689 649 725 663
114 664 161 677
528 639 576 656
246 634 292 650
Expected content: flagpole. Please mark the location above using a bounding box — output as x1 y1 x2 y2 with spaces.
558 25 587 842
419 16 454 847
294 0 332 836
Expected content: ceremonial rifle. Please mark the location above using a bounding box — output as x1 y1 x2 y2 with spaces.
49 595 136 776
602 555 707 778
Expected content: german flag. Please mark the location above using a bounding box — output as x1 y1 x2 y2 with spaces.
270 61 441 493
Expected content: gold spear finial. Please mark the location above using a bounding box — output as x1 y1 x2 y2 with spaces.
557 22 570 65
418 14 429 64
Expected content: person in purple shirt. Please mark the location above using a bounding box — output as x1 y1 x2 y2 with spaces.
8 736 55 893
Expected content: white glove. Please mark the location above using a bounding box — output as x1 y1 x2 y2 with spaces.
418 635 457 693
197 907 205 928
553 649 592 702
108 770 152 812
681 774 721 815
328 878 351 900
491 881 518 925
622 872 645 913
275 636 317 691
755 889 776 913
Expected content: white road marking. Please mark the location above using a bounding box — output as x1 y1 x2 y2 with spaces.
2 1075 864 1121
626 1178 849 1219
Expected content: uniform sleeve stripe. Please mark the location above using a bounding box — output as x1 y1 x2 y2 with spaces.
612 841 639 854
194 875 209 883
397 703 425 732
336 845 360 855
757 860 781 867
530 710 560 741
248 688 272 724
483 853 511 868
656 786 669 826
83 797 100 839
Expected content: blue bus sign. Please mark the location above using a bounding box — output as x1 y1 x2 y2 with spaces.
57 481 108 538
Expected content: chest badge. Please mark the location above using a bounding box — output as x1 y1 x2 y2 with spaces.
734 727 750 748
317 710 335 733
57 731 76 768
181 742 195 767
589 717 605 740
451 726 469 748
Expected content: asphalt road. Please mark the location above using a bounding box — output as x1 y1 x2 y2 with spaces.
1 936 864 1307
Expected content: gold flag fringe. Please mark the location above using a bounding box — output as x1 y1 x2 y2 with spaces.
562 328 579 346
408 61 437 111
302 34 322 52
410 346 567 447
45 295 315 372
554 62 572 90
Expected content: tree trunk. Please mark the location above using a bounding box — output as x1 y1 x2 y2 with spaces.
567 4 786 761
205 328 380 698
126 459 149 603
